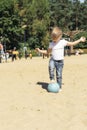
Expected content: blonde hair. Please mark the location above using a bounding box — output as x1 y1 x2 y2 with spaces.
51 27 62 42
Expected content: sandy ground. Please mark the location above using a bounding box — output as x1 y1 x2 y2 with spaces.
0 54 87 130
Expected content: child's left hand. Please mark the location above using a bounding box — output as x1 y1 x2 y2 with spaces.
80 37 86 42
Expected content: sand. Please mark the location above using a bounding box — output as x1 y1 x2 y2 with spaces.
0 54 87 130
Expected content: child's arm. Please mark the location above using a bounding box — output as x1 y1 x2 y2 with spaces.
67 36 86 46
36 48 52 54
36 48 47 54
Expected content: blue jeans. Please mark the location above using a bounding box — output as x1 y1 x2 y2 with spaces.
49 57 64 88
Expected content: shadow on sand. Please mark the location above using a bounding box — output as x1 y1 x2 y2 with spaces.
37 82 48 91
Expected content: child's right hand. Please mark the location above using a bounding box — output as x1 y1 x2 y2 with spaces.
35 48 40 52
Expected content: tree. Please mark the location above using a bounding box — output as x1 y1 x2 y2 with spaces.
23 0 50 49
49 0 74 32
0 0 87 50
0 0 22 50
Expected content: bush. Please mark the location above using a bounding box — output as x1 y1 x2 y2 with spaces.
82 49 87 54
30 49 39 57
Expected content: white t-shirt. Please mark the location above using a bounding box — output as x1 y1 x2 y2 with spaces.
49 39 68 60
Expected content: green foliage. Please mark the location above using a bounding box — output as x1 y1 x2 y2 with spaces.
0 0 23 50
0 0 87 51
73 31 87 48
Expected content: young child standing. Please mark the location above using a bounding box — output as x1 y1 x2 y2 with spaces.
36 27 86 90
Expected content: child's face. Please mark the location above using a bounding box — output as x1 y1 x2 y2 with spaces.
53 35 62 43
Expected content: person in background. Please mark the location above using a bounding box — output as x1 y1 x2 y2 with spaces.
12 47 17 61
0 42 4 63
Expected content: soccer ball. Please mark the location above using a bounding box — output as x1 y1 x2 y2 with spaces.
47 82 60 93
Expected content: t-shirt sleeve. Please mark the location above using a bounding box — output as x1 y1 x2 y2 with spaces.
62 39 68 46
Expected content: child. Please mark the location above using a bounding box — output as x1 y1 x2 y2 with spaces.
36 27 86 90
